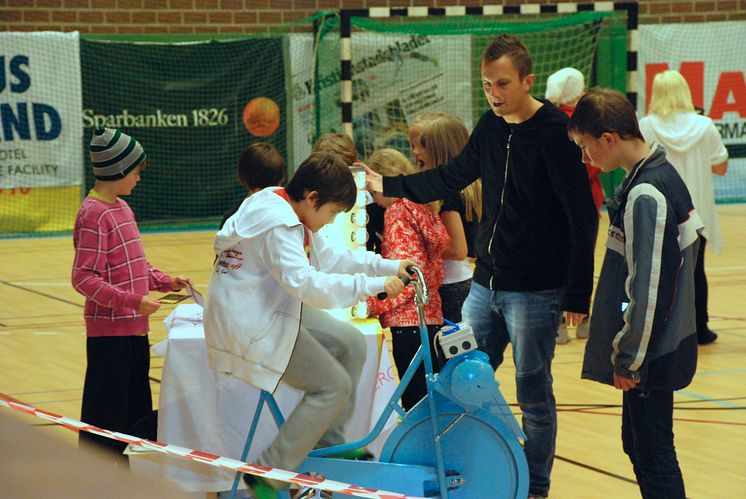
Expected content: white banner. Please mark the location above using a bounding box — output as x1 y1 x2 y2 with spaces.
367 334 400 459
344 33 473 161
0 32 83 188
288 33 316 169
638 22 746 201
289 33 473 165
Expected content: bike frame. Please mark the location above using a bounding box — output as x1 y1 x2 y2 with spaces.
230 266 452 498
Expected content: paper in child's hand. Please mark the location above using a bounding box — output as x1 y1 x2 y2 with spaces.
158 293 190 304
187 283 204 306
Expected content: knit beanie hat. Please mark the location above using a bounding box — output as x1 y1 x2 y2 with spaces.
89 127 147 180
545 67 585 106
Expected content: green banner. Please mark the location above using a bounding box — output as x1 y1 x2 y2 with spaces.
81 37 286 223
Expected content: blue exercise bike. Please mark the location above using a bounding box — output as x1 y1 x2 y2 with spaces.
232 266 529 498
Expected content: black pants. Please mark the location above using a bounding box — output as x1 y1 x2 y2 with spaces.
694 235 710 335
439 278 472 324
80 335 152 459
622 389 685 499
390 325 442 411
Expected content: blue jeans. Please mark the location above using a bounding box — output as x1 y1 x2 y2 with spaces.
622 389 686 499
462 281 563 497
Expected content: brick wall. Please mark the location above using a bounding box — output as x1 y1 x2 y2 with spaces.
1 0 745 33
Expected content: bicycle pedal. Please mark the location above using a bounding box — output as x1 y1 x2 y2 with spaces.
290 487 332 499
290 471 332 499
423 470 464 496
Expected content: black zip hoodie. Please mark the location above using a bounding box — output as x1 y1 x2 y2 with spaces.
383 101 598 313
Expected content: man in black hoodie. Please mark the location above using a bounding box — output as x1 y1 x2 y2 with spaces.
365 35 597 499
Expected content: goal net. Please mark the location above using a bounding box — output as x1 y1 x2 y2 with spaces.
310 9 630 194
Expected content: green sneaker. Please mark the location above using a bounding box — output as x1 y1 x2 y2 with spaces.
243 474 277 499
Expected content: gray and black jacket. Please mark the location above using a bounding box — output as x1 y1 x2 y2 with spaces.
582 144 703 391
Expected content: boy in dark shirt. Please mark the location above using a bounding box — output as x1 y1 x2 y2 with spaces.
569 87 702 499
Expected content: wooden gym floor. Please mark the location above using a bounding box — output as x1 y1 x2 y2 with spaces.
1 205 745 498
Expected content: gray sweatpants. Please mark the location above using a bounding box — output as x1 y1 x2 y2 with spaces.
258 305 366 478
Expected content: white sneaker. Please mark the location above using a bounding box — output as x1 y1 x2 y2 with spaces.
556 322 570 344
576 317 590 339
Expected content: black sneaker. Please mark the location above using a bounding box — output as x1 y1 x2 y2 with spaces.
697 329 718 345
326 448 375 461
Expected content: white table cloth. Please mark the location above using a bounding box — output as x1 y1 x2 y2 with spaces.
132 304 397 493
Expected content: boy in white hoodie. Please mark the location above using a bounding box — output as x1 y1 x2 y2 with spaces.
204 151 411 497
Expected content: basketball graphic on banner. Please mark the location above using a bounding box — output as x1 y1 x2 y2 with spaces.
243 97 280 136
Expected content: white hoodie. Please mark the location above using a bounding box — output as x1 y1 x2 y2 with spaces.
203 187 400 393
639 112 728 254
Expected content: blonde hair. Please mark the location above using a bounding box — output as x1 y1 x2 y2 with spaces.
647 70 696 120
417 114 483 222
409 111 446 161
368 148 440 213
312 133 359 166
367 148 417 177
411 111 447 130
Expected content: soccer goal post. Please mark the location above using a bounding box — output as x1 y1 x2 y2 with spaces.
316 3 638 197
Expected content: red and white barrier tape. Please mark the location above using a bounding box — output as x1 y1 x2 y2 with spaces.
0 397 422 499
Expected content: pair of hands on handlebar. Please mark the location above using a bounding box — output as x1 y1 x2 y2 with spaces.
382 260 418 299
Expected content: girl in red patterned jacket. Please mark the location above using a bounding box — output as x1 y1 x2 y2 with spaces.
365 148 450 411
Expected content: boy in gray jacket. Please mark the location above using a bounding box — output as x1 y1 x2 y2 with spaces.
568 87 703 499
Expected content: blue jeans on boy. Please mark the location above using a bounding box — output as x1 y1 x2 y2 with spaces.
622 389 686 499
462 281 563 497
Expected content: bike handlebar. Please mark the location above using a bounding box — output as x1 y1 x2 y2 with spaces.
376 276 411 300
375 265 420 300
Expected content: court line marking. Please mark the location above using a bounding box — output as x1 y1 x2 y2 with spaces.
554 454 638 486
3 281 70 286
704 265 746 273
573 408 746 426
0 281 83 308
677 390 746 409
695 369 746 376
8 388 84 396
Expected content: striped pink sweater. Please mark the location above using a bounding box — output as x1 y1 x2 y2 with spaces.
72 195 173 337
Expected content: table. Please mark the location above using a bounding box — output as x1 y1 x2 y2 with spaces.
132 304 397 493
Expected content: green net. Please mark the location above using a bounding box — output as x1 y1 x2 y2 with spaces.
0 12 633 237
311 11 628 194
79 36 288 229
